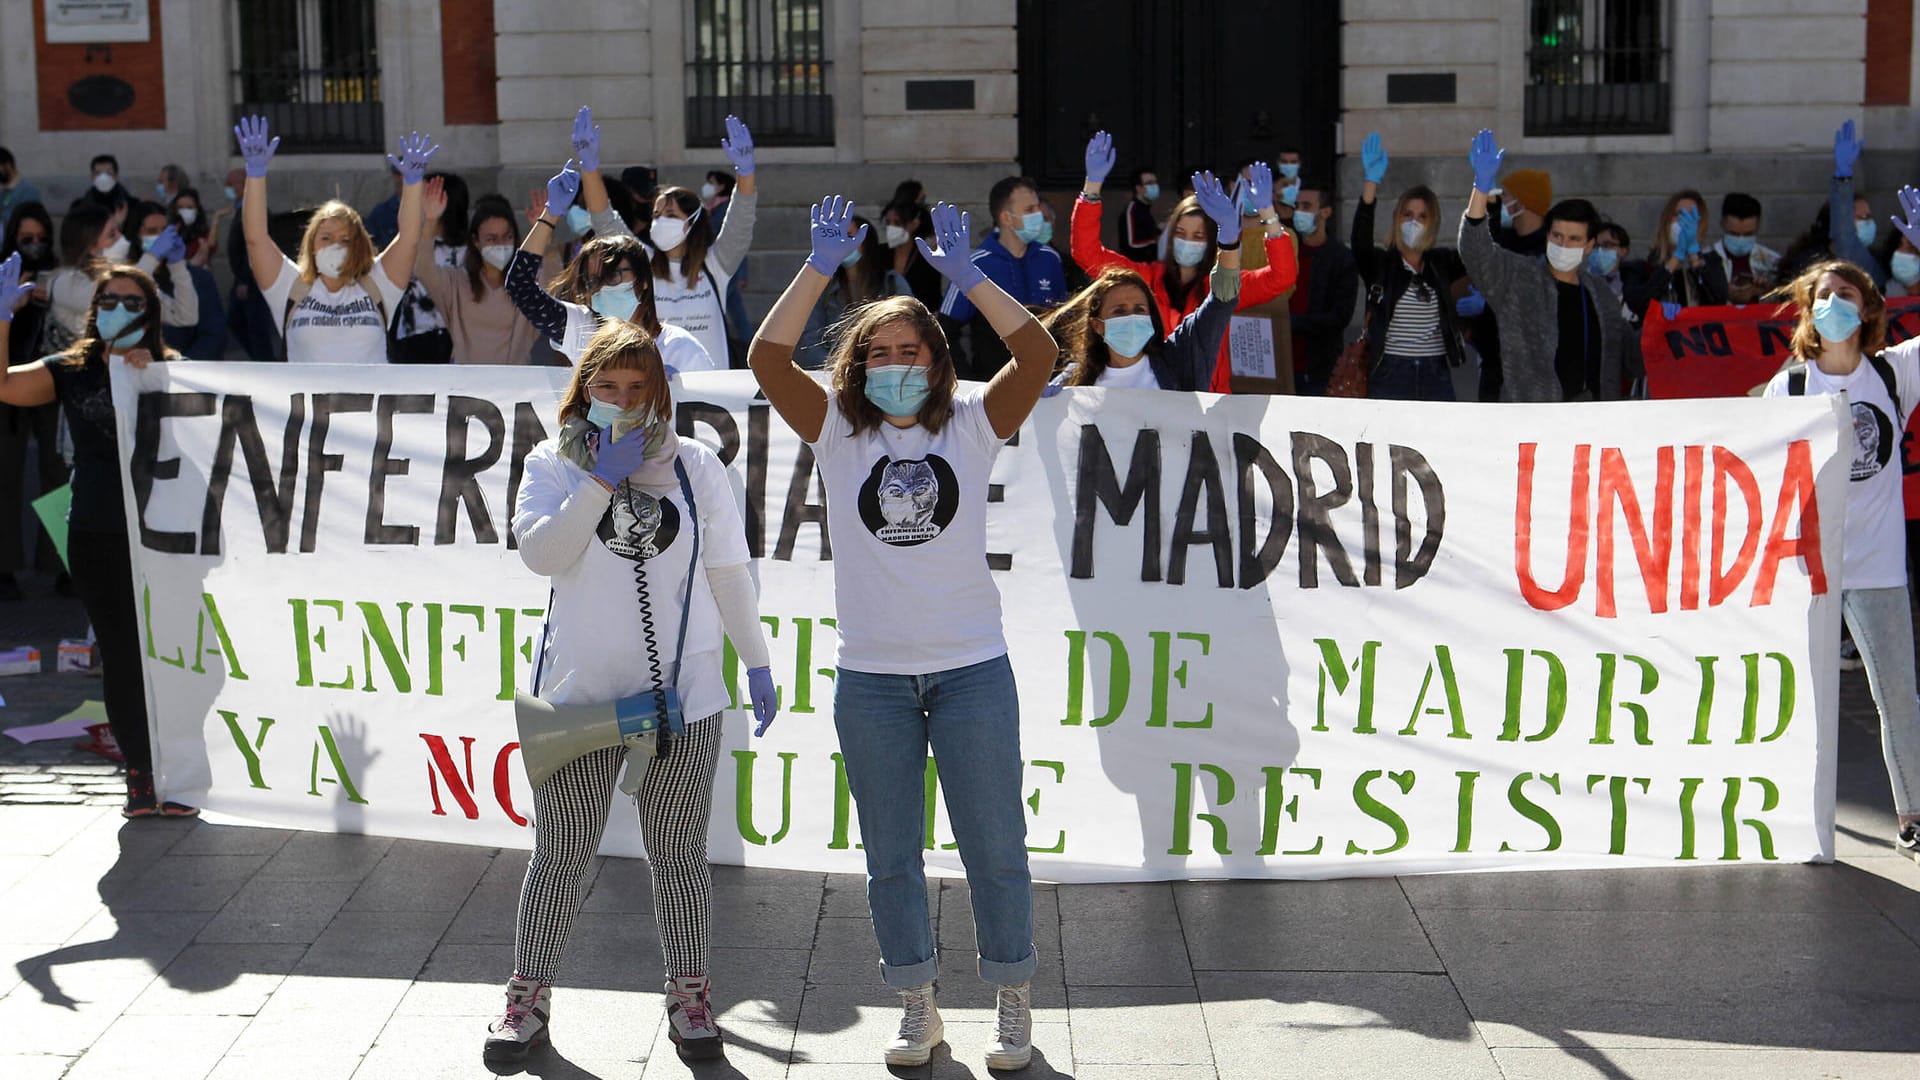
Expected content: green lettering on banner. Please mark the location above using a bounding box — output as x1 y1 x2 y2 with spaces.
1690 657 1719 744
219 710 275 790
308 724 368 804
1676 776 1705 859
1345 769 1415 855
1148 631 1213 728
356 601 413 693
1062 630 1129 726
1255 766 1324 856
922 760 958 851
733 749 796 846
1499 772 1563 852
290 599 355 690
1399 645 1470 739
1592 653 1658 745
1167 762 1234 856
142 583 187 669
1313 638 1379 733
1720 777 1780 860
827 752 861 851
789 616 837 714
1585 774 1651 855
1739 652 1794 743
424 603 487 698
1451 770 1480 852
1026 760 1067 854
195 592 249 678
1500 648 1567 742
501 606 544 700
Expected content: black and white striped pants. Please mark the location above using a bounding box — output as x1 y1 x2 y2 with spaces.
512 712 722 983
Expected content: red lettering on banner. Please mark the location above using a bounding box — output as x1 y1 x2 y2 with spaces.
493 742 527 826
1751 440 1827 605
1709 448 1763 606
421 732 527 825
1680 446 1705 610
1595 447 1675 617
1514 443 1591 611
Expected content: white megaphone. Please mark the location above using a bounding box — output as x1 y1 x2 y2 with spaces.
515 691 685 796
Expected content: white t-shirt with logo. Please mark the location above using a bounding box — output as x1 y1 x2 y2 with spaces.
262 254 406 364
1096 359 1161 390
1763 339 1920 589
653 258 732 371
809 388 1009 674
512 437 750 722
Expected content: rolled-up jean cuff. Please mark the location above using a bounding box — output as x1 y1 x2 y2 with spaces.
879 954 937 989
977 945 1037 986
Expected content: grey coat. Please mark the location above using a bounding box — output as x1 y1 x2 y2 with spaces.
1457 213 1630 402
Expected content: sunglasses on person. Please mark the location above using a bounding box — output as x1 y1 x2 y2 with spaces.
97 295 148 313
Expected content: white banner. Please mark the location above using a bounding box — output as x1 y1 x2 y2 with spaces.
112 364 1847 882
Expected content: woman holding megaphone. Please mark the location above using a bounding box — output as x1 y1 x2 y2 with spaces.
494 319 777 1065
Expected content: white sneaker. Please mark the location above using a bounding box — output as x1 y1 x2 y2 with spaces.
985 981 1033 1070
482 974 551 1063
884 983 943 1066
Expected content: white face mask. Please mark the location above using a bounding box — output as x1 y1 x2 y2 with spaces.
699 182 719 202
480 244 514 271
649 214 693 252
1398 219 1426 249
177 207 199 226
1545 241 1586 273
883 223 911 249
314 242 349 279
100 233 131 262
91 172 116 194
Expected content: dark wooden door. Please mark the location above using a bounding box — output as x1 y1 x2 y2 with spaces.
1016 0 1341 192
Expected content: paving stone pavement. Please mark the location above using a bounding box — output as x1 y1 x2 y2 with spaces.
1 568 1919 1078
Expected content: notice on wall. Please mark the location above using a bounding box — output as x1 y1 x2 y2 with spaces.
44 0 151 44
1228 316 1278 380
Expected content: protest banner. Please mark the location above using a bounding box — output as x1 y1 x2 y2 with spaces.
112 364 1846 882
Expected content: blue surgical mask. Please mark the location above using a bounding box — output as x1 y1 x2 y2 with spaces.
1279 181 1301 207
1014 211 1046 243
1035 219 1053 246
155 182 168 199
1142 183 1160 201
1893 250 1920 287
864 365 931 417
566 205 593 234
140 235 158 252
1171 237 1206 267
1499 204 1515 230
1100 314 1155 359
1811 293 1862 343
223 184 238 203
1292 209 1320 236
1278 162 1301 180
840 248 862 268
1588 248 1619 275
1857 219 1878 246
590 282 641 322
94 306 144 348
1723 234 1757 257
585 398 650 436
1238 188 1262 216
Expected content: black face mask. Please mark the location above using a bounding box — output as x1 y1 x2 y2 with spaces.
17 240 49 263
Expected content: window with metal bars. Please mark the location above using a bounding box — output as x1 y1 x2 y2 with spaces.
1525 0 1671 136
686 0 834 148
229 0 383 153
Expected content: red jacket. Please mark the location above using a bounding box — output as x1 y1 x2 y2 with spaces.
1072 196 1297 391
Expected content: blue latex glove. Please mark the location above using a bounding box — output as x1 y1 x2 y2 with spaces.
1674 206 1700 258
147 225 186 264
1040 381 1065 398
1468 129 1505 195
1660 301 1684 321
1833 119 1862 180
546 160 582 218
1361 132 1389 184
571 106 601 173
663 364 681 381
1190 170 1241 246
914 202 986 293
233 115 280 178
589 424 652 488
722 115 755 176
1243 161 1273 218
1084 131 1116 186
387 131 441 186
1892 185 1920 249
807 195 868 276
0 254 33 323
1455 287 1486 318
746 666 779 736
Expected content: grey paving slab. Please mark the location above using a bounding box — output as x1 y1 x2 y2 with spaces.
1177 878 1444 974
0 853 44 892
1399 863 1875 913
207 1052 361 1080
440 849 530 944
18 910 212 1008
709 944 809 1024
787 1064 927 1080
1058 882 1193 986
222 974 408 1061
1833 853 1920 942
1198 970 1501 1080
1424 907 1920 1051
395 942 509 1016
124 942 306 1015
116 854 270 913
927 1020 1072 1078
193 877 359 943
547 983 665 1064
166 823 295 857
340 839 495 912
791 980 925 1065
713 880 831 950
1066 985 1211 1066
551 911 667 992
807 914 887 985
639 1018 791 1078
1073 1068 1218 1080
0 1055 77 1080
253 831 393 882
822 876 872 917
0 804 110 854
354 1012 619 1080
294 908 456 978
1492 1046 1920 1079
63 1013 249 1080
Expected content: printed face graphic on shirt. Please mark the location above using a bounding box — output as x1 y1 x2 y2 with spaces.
599 488 682 561
857 455 959 546
1850 400 1895 483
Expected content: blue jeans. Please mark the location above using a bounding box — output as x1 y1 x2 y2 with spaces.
833 654 1036 988
1843 587 1920 814
1369 353 1456 401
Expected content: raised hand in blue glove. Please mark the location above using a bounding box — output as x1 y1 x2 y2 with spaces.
1660 301 1684 321
1455 286 1486 319
1191 171 1242 246
1085 131 1116 186
1833 119 1863 180
1243 161 1274 220
233 115 280 178
388 131 441 186
1674 206 1701 258
747 666 779 736
722 115 756 176
571 106 601 172
1468 129 1505 195
1361 132 1389 184
0 254 34 323
807 195 868 276
1892 185 1920 249
146 225 186 264
590 423 653 489
1039 381 1066 398
546 160 582 218
915 202 986 293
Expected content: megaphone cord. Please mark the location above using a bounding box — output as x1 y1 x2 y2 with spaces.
625 481 674 760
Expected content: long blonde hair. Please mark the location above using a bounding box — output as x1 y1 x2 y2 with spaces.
297 200 377 283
